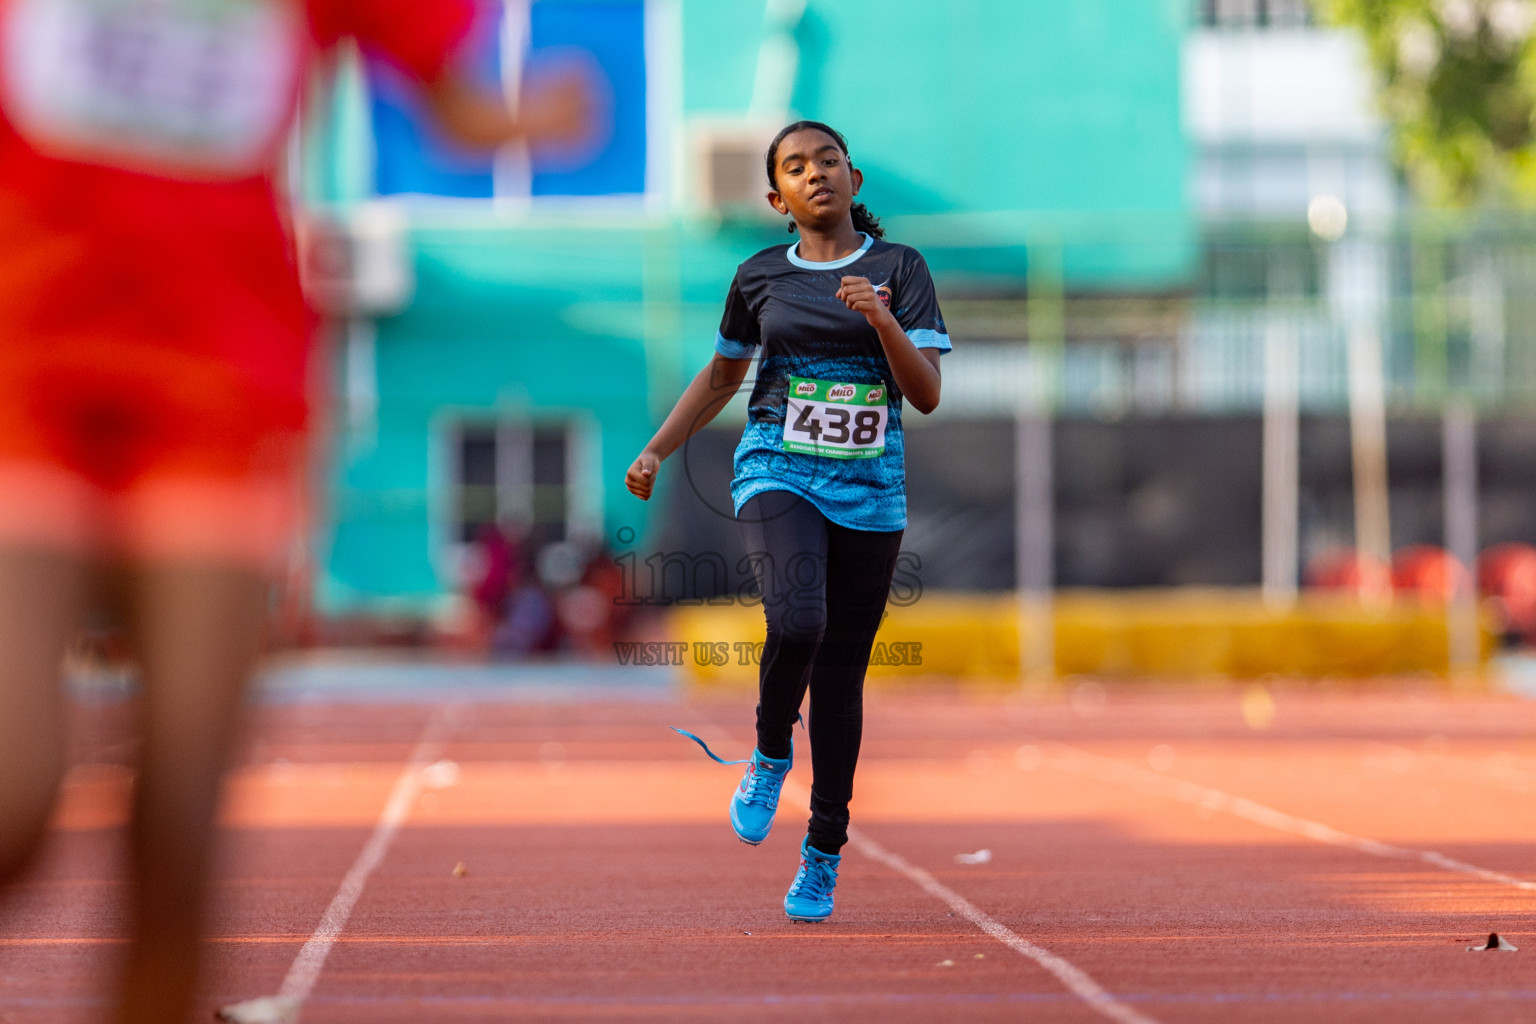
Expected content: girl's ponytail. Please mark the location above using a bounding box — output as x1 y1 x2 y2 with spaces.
850 202 884 240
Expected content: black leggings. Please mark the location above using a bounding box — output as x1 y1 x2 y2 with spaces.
737 490 903 855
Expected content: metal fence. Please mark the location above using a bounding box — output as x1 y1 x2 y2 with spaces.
935 215 1536 419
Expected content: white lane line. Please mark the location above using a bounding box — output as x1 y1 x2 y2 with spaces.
217 709 451 1024
848 827 1161 1024
1046 743 1536 893
776 778 1159 1024
691 718 1160 1023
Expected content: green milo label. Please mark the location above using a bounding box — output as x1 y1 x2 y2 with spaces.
782 376 889 460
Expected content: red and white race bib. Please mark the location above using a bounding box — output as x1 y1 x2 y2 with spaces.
0 0 305 177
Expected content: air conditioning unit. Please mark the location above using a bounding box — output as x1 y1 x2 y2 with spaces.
295 202 414 316
689 118 781 216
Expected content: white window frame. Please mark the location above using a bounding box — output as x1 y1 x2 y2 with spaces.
353 0 678 217
434 410 605 584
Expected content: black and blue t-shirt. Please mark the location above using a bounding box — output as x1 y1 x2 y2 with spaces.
714 233 952 532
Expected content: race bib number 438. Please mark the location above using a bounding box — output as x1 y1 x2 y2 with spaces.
783 377 888 460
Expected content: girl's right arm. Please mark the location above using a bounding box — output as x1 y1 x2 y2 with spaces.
625 354 753 500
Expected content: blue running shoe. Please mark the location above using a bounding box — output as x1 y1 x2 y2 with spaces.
670 727 794 845
728 749 791 845
784 838 840 921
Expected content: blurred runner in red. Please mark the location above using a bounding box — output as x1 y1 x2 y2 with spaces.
0 3 590 1022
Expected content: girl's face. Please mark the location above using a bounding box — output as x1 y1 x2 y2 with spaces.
767 128 863 231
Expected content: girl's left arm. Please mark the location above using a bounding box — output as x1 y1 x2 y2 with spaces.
837 277 942 414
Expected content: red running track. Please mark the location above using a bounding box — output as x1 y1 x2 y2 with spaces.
8 681 1536 1022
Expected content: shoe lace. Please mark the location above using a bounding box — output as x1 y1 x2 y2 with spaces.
741 762 783 809
790 858 836 901
670 717 804 767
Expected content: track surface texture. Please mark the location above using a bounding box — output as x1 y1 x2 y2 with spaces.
8 678 1536 1022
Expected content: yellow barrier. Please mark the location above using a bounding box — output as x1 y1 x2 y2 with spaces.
669 590 1497 686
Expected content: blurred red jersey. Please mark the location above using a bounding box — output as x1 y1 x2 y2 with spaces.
0 0 474 426
0 0 473 565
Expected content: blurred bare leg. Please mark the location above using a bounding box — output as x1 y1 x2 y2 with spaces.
0 550 89 881
114 563 268 1024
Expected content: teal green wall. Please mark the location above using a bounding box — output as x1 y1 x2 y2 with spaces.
318 220 785 611
683 0 1192 286
317 0 1194 611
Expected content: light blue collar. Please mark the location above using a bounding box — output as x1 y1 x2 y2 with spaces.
787 232 874 270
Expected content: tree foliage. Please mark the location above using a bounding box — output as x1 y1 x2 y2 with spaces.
1317 0 1536 205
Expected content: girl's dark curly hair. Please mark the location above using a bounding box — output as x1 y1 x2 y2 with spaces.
764 120 884 239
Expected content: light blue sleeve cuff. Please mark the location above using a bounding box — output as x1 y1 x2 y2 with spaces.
714 331 757 359
908 328 952 352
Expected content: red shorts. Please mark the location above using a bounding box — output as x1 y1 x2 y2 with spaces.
0 349 303 570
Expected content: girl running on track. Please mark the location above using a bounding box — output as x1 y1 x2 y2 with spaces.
625 120 950 921
0 4 588 1022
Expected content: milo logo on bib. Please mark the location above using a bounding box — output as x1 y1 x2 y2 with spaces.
783 376 890 461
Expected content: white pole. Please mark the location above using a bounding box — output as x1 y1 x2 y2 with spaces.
748 0 806 118
1469 252 1505 397
344 316 378 450
1443 400 1479 680
1347 324 1392 606
1015 401 1053 680
1262 298 1299 608
1019 234 1062 683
